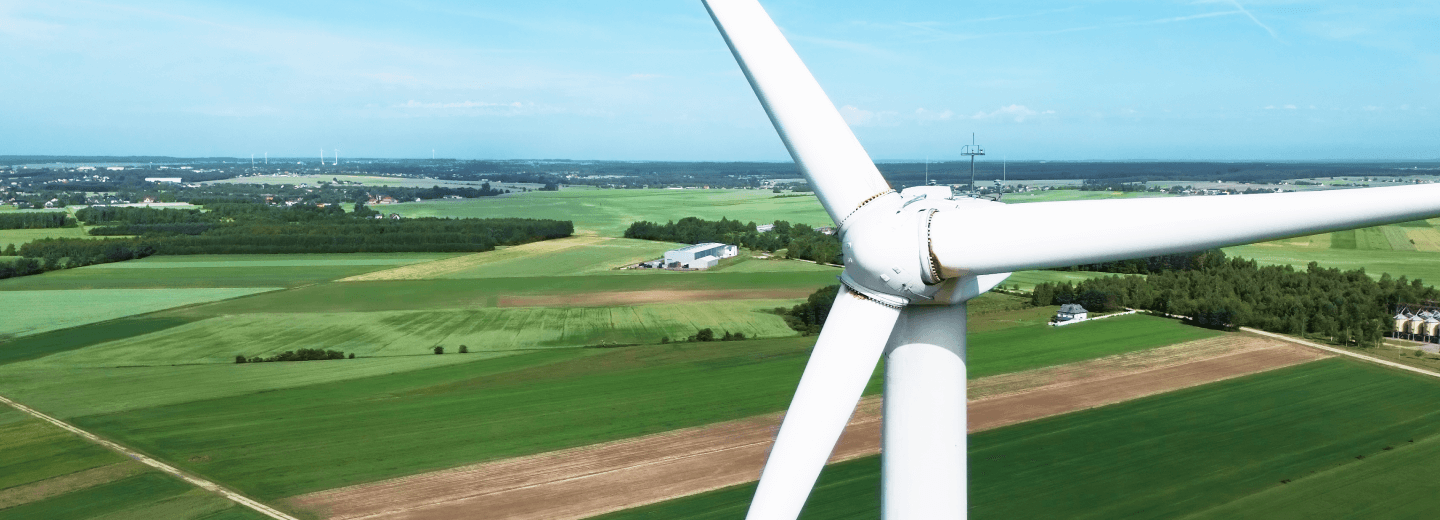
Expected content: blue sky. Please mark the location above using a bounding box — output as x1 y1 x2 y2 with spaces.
1 0 1435 161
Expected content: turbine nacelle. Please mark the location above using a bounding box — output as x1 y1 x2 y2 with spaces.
838 186 1011 308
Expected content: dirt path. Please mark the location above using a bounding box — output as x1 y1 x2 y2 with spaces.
0 394 298 520
290 334 1328 520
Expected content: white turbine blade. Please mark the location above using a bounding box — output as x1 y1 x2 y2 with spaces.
703 0 893 224
747 285 901 520
931 184 1440 276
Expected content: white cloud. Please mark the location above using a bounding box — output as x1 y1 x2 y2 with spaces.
914 107 954 121
1283 104 1297 109
839 105 898 126
971 104 1052 122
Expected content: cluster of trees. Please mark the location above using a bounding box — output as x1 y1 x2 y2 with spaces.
623 217 841 264
0 212 75 230
660 328 747 343
1053 249 1228 275
0 257 44 280
775 285 840 334
65 203 574 254
236 348 351 363
1031 257 1436 346
16 238 155 270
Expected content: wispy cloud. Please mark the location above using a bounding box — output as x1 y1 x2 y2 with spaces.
971 104 1053 122
1196 0 1284 42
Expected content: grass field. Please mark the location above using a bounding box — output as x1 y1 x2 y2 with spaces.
0 288 276 338
0 227 90 250
10 315 1212 503
0 253 457 290
434 238 678 278
0 317 195 366
27 299 804 366
390 189 833 236
0 407 265 520
1226 219 1440 283
177 271 840 315
595 358 1440 520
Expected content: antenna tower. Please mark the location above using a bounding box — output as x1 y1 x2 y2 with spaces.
960 133 985 196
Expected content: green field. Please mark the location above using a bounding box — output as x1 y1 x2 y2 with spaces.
0 253 457 290
1 314 1213 503
1225 220 1440 283
1001 189 1173 203
595 359 1440 519
0 407 264 520
0 227 91 250
390 189 833 236
437 238 678 278
177 271 840 315
27 299 804 366
0 288 276 338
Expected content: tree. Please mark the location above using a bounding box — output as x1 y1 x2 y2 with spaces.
348 353 355 359
660 336 670 344
433 346 444 355
235 355 247 364
2 244 15 256
459 345 469 353
696 328 715 342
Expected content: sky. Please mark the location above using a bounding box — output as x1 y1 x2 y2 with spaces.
0 0 1436 161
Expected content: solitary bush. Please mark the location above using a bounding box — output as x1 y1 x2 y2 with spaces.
695 328 715 342
433 346 444 355
235 355 247 364
660 336 670 344
348 353 355 359
459 345 469 354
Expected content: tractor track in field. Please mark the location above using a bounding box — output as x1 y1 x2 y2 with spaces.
290 333 1328 520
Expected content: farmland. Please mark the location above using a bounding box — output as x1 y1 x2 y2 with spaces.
0 407 264 520
0 253 459 290
0 227 90 250
0 288 276 338
595 358 1440 519
390 189 834 236
1226 219 1440 283
0 313 1214 504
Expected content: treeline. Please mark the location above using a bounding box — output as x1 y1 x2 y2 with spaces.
623 217 841 265
0 212 75 230
1054 249 1228 275
1031 257 1437 346
236 348 350 363
774 285 840 334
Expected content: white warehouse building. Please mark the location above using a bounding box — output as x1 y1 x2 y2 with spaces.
664 242 738 269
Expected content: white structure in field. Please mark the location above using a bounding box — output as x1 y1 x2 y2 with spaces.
145 177 183 183
1054 304 1089 325
664 242 738 269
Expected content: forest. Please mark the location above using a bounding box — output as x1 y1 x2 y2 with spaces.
0 212 75 230
623 216 841 265
1031 257 1435 346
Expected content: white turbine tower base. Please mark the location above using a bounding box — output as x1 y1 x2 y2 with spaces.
700 1 1440 519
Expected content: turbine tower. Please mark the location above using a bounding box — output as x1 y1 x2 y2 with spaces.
700 1 1440 519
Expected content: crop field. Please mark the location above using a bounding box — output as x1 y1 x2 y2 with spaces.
1226 220 1440 283
0 227 90 250
595 358 1440 520
435 237 679 278
0 253 457 290
0 317 195 366
205 173 500 189
0 314 1213 504
0 288 276 338
179 271 840 315
966 314 1219 378
27 299 804 366
1000 190 1172 203
0 407 264 520
391 189 833 236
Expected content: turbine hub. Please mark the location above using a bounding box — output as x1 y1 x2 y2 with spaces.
838 186 1009 307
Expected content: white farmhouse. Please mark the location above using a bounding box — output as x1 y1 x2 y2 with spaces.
1055 304 1089 324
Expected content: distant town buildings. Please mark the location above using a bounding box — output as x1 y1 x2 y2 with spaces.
145 177 183 183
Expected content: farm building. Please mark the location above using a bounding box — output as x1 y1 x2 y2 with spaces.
1393 304 1440 343
1054 304 1089 324
663 242 738 269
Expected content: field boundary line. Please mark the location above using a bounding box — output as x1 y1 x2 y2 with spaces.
0 394 298 520
1241 327 1440 379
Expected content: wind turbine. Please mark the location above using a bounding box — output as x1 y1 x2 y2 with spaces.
700 1 1440 519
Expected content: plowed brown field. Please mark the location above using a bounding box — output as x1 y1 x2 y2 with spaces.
290 333 1328 520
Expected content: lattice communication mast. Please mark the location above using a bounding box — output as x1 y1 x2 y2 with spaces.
960 133 985 197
